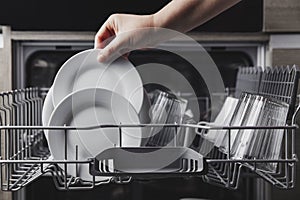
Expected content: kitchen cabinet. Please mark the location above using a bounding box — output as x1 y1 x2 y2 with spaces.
267 34 300 66
271 49 300 66
0 26 12 200
0 26 12 92
0 193 11 200
264 0 300 32
0 34 3 48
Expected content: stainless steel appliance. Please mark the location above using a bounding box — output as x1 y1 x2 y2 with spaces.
1 29 298 200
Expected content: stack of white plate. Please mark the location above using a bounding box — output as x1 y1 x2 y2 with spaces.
42 49 144 181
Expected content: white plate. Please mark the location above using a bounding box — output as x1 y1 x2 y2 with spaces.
52 49 143 113
219 94 252 153
211 97 239 147
42 87 54 139
47 88 142 181
42 87 54 126
232 96 264 159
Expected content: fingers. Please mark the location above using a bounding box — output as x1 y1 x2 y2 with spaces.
95 15 125 62
94 17 115 49
97 35 126 62
94 14 134 62
94 28 113 49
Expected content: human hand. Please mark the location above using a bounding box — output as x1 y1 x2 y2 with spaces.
94 14 156 62
94 0 241 62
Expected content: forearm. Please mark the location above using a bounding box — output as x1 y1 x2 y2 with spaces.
153 0 241 32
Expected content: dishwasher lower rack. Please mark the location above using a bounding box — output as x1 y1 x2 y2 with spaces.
202 125 298 190
0 88 298 191
0 123 298 191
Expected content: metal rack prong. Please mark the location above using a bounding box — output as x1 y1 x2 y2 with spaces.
75 145 79 178
63 124 67 189
119 123 122 147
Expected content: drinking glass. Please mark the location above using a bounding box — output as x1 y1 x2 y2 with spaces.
256 100 288 172
145 90 187 147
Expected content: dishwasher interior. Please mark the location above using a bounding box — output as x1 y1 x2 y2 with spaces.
1 41 299 200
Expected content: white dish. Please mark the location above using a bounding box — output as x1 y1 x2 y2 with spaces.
219 94 252 153
198 97 238 156
202 97 238 143
203 97 239 147
42 87 54 139
232 96 265 159
47 88 142 181
42 87 54 126
52 49 143 113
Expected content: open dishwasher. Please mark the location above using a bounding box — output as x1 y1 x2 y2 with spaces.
0 64 299 198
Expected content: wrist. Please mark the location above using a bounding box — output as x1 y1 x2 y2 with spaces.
152 11 182 32
146 14 156 28
152 13 163 28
